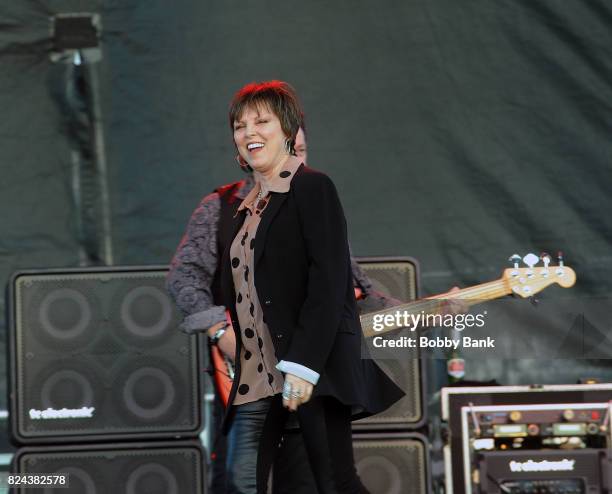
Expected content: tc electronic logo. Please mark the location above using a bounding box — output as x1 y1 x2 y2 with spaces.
29 407 95 420
509 459 575 473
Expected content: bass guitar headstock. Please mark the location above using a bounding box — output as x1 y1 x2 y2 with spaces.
503 252 576 298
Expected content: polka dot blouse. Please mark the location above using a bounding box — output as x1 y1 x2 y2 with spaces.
230 155 302 405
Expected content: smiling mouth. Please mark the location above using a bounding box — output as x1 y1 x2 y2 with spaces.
247 143 264 153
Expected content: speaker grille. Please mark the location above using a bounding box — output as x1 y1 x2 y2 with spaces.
14 442 204 494
357 260 418 302
10 268 202 443
363 357 422 426
354 434 429 494
354 258 424 428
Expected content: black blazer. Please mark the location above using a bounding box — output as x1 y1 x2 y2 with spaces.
219 164 404 429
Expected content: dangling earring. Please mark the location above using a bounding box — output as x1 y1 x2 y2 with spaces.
285 138 293 155
236 154 252 173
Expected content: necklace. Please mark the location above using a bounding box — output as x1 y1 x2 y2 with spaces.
254 187 267 212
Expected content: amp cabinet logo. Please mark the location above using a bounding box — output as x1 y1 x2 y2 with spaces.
28 407 96 420
509 459 576 473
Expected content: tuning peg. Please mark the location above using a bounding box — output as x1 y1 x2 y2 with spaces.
540 252 551 269
523 253 539 269
558 251 564 267
508 254 521 269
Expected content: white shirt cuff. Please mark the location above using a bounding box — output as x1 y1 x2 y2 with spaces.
276 360 320 385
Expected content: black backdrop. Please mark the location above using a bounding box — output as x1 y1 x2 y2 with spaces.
1 1 611 410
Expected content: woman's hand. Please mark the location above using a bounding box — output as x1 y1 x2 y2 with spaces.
207 321 236 362
282 373 314 411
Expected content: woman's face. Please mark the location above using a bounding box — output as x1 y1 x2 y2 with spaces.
233 105 289 175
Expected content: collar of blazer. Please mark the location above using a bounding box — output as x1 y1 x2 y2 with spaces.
226 162 306 284
254 160 305 267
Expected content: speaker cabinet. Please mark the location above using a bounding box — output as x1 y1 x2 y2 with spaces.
356 257 419 303
11 440 205 493
353 433 431 494
8 267 203 444
353 257 425 429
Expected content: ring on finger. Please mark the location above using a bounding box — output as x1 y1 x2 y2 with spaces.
282 383 292 400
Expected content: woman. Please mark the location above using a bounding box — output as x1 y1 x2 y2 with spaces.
177 81 403 493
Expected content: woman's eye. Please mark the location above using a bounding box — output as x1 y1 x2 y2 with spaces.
234 124 245 130
257 119 269 124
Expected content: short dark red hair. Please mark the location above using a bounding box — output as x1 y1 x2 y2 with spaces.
229 80 304 155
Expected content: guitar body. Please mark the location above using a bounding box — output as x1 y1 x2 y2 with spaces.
210 344 234 407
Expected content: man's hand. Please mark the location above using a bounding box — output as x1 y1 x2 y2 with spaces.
282 373 314 412
207 321 236 362
443 286 468 315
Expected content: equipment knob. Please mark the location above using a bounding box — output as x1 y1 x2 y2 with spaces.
563 409 575 421
527 424 540 436
509 411 522 422
586 423 599 435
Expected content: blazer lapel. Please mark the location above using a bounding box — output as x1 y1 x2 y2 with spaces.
220 208 247 308
253 192 287 268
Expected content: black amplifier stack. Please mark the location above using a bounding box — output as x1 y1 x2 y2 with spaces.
6 266 207 493
442 384 612 494
351 257 432 494
8 262 612 494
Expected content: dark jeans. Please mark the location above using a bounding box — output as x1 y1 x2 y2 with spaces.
225 394 369 494
209 393 318 494
210 393 229 493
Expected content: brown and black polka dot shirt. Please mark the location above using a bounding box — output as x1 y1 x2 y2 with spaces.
230 156 302 405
